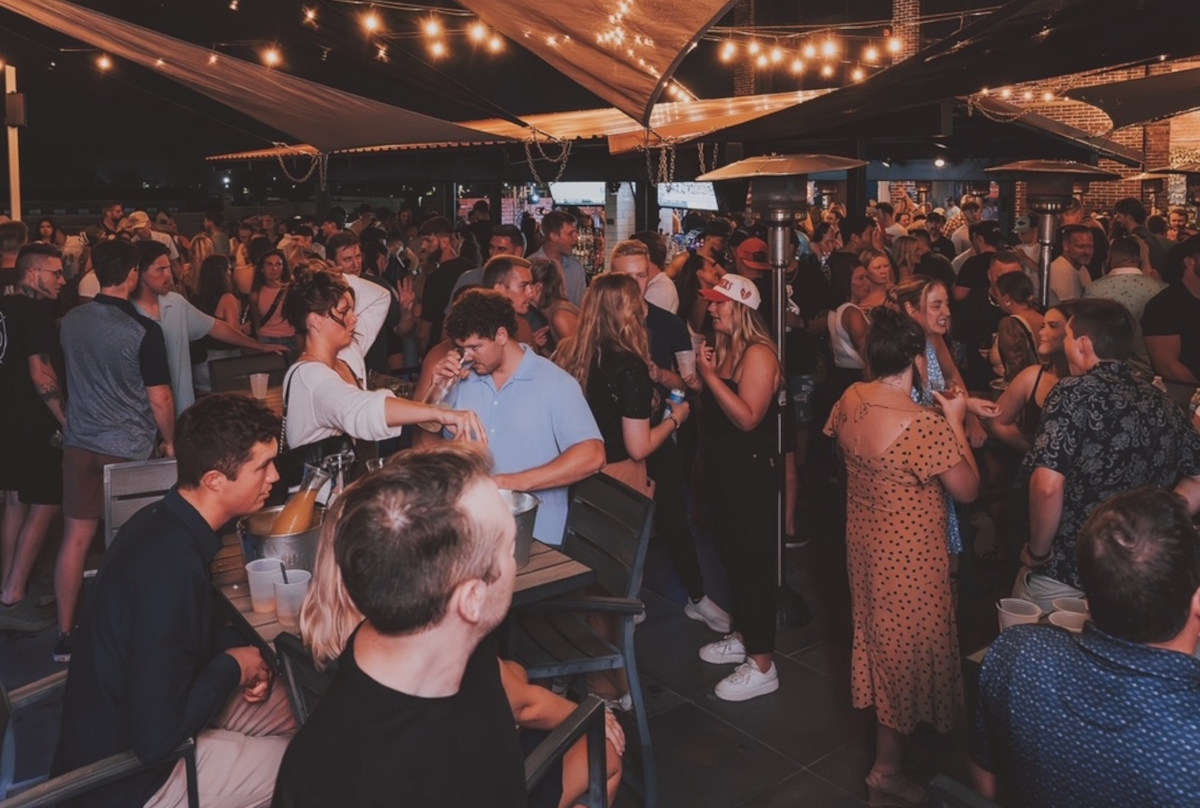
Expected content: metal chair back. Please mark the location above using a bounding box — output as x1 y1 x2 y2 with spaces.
208 353 287 394
103 458 178 548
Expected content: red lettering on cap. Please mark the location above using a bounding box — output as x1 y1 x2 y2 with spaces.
740 288 751 300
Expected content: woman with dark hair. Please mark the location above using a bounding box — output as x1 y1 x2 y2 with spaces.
693 274 783 702
36 217 66 247
190 254 250 394
825 306 979 806
279 272 483 461
530 258 579 347
989 271 1044 382
251 249 297 361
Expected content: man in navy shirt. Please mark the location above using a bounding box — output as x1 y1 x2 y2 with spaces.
973 485 1200 806
54 394 294 808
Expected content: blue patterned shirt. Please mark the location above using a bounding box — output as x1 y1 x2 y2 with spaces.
972 624 1200 807
1022 361 1200 588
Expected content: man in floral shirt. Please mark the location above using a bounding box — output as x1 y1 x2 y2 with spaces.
1016 298 1200 610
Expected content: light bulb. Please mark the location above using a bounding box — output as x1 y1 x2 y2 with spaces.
755 53 768 69
263 47 280 67
820 63 834 78
488 35 503 53
864 45 878 63
747 40 760 55
770 46 783 63
1042 91 1054 101
423 17 442 37
362 12 381 33
934 157 946 168
821 38 837 57
469 22 488 42
720 41 736 62
303 7 317 24
999 87 1011 99
96 54 112 70
851 66 864 81
887 36 903 54
429 40 447 58
790 59 804 74
803 42 816 59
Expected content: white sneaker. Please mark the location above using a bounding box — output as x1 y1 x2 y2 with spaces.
699 633 746 664
684 596 732 633
714 660 779 702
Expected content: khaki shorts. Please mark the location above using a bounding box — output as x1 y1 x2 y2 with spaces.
62 446 133 520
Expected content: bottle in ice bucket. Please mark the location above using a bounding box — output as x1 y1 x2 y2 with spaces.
322 449 356 504
271 464 331 536
418 349 467 432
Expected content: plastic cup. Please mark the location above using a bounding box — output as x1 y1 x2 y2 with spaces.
274 570 312 629
997 597 1041 631
365 457 386 473
1048 610 1088 633
245 559 285 613
249 373 270 399
674 350 697 380
1051 597 1089 615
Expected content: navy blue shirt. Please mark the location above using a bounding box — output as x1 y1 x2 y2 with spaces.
53 489 242 808
973 623 1200 807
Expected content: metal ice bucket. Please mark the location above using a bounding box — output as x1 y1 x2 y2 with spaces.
238 504 325 574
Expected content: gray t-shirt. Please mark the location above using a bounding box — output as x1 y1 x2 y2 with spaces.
61 295 171 459
135 291 215 414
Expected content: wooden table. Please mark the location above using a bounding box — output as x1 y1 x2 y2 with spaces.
214 533 595 643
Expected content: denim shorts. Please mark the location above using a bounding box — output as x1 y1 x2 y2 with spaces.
787 374 816 423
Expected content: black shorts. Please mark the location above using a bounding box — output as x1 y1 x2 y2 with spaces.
0 418 63 505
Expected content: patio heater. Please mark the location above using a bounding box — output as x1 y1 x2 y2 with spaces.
698 154 868 628
985 160 1123 306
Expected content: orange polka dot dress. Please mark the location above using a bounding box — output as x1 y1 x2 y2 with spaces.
825 386 965 734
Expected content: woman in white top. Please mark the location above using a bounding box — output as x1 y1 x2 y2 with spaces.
828 261 887 392
281 271 484 451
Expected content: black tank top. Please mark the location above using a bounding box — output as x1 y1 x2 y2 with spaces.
700 376 780 461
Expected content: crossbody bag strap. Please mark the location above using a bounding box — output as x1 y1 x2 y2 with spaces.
260 284 287 326
279 361 310 452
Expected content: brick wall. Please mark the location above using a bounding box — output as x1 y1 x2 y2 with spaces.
1004 59 1200 213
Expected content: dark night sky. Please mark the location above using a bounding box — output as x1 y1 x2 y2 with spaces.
0 0 996 198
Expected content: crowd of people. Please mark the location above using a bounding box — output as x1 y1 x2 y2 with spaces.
6 188 1200 807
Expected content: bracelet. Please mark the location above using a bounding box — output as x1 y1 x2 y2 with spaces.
666 414 681 431
1024 542 1052 564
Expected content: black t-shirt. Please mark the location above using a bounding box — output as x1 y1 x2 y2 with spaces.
931 235 956 261
586 351 653 464
915 254 956 291
956 289 1005 392
273 633 526 808
421 256 471 346
1143 286 1200 380
789 258 834 375
0 294 60 422
954 252 993 295
646 303 691 376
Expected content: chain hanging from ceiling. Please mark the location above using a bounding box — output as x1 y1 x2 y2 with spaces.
523 128 572 186
642 130 679 186
697 141 718 176
274 145 330 191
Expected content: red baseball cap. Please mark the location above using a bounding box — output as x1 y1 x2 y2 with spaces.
735 237 772 271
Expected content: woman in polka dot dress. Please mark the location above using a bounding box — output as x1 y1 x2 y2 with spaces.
825 306 980 806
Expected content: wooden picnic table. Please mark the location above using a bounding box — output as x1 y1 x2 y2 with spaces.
214 533 596 643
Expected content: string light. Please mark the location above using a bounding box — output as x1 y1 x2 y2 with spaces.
821 38 837 57
155 57 165 67
262 46 281 67
790 58 804 74
228 0 238 10
208 52 218 65
720 40 736 62
429 40 447 58
999 87 1011 99
770 46 783 64
820 63 833 78
1041 91 1054 101
488 35 503 53
96 54 112 70
302 6 317 25
934 157 946 168
747 40 760 55
376 45 388 61
802 42 816 59
851 66 864 81
423 17 442 37
362 11 382 33
1022 90 1033 101
887 36 903 54
864 45 879 63
755 53 768 69
469 22 488 42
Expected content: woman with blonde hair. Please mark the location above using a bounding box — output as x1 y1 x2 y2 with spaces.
554 273 687 493
890 234 924 281
299 447 626 807
694 274 784 702
530 258 579 347
181 233 214 297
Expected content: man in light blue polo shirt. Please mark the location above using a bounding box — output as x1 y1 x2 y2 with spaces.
132 241 287 414
435 289 604 544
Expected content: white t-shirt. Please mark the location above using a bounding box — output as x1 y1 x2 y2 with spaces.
645 272 679 314
282 361 400 448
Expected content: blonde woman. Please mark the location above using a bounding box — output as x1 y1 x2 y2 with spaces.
181 233 214 297
553 273 687 493
530 258 579 347
694 274 783 702
890 234 924 281
299 446 625 807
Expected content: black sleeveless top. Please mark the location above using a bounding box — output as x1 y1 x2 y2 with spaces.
700 376 780 462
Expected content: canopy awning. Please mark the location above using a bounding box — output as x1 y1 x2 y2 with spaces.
968 96 1144 167
455 0 740 125
0 0 509 153
206 89 829 162
713 0 1200 143
1064 67 1200 130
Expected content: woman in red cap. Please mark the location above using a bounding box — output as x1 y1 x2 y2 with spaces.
694 273 783 702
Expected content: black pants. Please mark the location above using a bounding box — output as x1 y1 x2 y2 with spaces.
647 437 705 600
704 447 778 655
